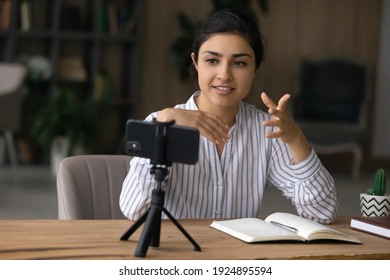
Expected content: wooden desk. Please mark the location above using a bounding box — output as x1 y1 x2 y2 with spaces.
0 217 389 260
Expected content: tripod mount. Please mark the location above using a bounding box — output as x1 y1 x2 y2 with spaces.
120 119 201 257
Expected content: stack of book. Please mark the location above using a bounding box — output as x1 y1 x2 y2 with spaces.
350 216 390 240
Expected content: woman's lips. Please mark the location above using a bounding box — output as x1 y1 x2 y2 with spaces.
213 85 234 95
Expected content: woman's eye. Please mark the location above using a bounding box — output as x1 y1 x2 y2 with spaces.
206 58 218 64
233 61 247 67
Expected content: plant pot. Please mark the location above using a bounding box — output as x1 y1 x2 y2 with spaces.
360 193 390 217
50 136 70 176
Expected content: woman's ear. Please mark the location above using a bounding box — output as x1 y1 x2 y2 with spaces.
191 52 198 71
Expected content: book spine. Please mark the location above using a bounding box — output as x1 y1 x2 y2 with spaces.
20 0 31 31
0 0 11 31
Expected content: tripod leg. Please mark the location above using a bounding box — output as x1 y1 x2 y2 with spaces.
134 206 162 257
150 214 161 247
120 210 149 241
163 208 201 252
149 187 164 247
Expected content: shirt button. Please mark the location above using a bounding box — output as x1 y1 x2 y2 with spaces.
217 181 222 186
215 210 221 216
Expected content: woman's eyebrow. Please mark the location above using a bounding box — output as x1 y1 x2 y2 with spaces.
201 50 221 56
232 53 251 58
201 50 251 58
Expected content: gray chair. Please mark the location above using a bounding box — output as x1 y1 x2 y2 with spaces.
56 154 132 219
0 62 26 168
294 58 369 179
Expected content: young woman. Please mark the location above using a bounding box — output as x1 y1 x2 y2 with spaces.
120 8 338 224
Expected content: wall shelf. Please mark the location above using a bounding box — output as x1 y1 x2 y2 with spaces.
0 0 141 161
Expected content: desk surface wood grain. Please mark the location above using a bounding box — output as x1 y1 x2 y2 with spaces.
0 218 389 260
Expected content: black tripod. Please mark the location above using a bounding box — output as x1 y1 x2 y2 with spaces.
120 121 201 258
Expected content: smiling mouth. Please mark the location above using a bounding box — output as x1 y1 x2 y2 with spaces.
213 86 235 95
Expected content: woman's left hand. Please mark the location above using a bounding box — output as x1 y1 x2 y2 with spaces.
260 92 300 143
260 92 311 163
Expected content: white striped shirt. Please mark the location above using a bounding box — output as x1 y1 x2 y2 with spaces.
120 92 338 224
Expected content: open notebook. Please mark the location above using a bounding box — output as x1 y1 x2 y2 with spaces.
210 212 361 244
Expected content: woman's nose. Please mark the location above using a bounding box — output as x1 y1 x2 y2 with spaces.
217 63 233 81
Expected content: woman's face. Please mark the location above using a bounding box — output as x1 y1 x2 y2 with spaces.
192 33 256 113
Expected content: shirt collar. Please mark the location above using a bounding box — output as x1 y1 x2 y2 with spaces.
187 91 200 110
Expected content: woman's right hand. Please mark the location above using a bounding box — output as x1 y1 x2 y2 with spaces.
157 108 230 144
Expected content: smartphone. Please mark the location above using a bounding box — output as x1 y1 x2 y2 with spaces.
125 119 199 165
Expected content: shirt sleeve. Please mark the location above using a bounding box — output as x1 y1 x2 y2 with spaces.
119 156 156 220
267 140 338 224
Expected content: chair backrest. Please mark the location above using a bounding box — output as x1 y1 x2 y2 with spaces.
57 154 132 219
294 58 368 124
0 63 26 130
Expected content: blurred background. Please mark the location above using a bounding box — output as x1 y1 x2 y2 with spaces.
0 0 389 219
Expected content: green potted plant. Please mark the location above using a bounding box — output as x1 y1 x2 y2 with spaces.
31 87 97 174
360 168 390 217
